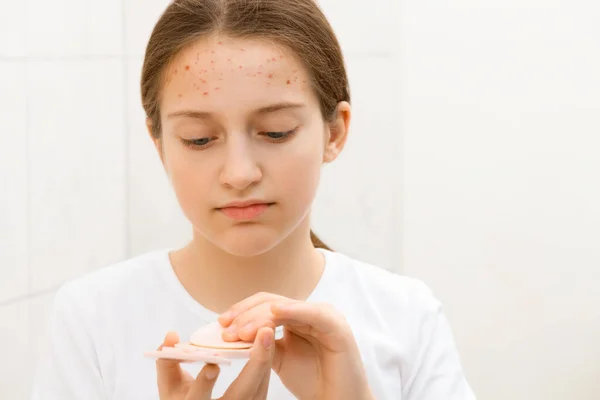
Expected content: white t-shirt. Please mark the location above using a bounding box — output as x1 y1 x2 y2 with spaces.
31 249 476 399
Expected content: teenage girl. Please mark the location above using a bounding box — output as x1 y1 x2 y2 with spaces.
32 0 476 399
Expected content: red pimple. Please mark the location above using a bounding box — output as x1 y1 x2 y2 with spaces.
185 65 190 71
200 79 206 83
215 87 220 90
211 60 214 64
217 41 223 45
203 92 209 96
257 71 262 75
272 57 277 61
239 65 243 69
287 79 291 84
178 93 182 98
227 58 231 62
280 55 283 59
268 73 273 78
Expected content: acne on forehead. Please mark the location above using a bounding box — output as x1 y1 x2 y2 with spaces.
162 39 310 100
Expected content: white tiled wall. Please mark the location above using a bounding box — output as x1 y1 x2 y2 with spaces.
0 0 402 397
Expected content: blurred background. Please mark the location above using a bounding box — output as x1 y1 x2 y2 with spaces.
1 0 599 398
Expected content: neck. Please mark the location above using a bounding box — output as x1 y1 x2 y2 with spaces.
169 218 325 314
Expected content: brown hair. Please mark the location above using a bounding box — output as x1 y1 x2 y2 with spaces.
140 0 350 251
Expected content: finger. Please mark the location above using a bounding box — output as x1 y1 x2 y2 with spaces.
218 292 287 327
157 331 186 397
253 355 272 399
222 327 275 398
184 364 220 400
271 302 340 332
271 302 354 352
223 301 286 342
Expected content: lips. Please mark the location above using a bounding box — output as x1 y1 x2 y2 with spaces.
217 200 273 221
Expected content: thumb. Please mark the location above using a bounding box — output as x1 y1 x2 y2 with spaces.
156 331 186 396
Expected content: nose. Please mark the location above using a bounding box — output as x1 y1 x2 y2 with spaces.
219 136 262 191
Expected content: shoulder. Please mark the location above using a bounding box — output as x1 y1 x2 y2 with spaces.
52 249 170 318
321 250 442 327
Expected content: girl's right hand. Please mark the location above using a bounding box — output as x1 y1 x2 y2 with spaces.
156 326 275 399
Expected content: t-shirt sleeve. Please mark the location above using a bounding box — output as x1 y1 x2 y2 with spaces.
402 281 477 400
31 282 107 400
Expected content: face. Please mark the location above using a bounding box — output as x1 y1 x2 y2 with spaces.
149 36 349 256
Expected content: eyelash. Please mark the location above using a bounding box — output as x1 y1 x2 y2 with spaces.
182 129 297 149
262 129 297 142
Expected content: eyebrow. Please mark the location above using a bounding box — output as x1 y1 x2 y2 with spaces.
166 102 305 120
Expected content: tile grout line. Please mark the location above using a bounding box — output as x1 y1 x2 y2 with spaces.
122 0 131 259
0 284 63 308
24 0 32 373
390 0 404 275
25 60 31 296
0 55 125 62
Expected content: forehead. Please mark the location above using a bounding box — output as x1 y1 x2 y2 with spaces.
160 36 316 117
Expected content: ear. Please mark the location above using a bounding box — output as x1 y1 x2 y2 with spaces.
323 101 351 163
146 117 165 165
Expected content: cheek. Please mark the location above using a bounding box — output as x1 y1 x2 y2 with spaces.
161 139 216 209
273 144 322 207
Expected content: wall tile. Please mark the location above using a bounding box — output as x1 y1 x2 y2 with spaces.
126 57 191 256
312 55 401 271
28 60 127 292
26 0 122 56
0 62 28 302
28 291 56 389
0 1 26 57
0 300 29 398
318 0 395 56
124 0 170 56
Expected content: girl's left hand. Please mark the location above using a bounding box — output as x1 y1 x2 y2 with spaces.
217 293 374 400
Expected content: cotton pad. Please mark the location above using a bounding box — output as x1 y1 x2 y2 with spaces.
144 322 252 365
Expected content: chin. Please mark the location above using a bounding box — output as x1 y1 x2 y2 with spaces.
214 225 286 257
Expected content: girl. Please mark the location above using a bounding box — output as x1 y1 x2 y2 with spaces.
32 0 476 399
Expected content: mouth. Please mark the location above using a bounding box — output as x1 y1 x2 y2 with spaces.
217 201 275 221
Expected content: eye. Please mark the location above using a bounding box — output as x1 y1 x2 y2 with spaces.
182 137 213 149
262 129 297 141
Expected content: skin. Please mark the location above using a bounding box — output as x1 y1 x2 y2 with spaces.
148 36 372 399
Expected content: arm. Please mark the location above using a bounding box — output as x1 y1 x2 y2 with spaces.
31 283 107 400
402 282 477 400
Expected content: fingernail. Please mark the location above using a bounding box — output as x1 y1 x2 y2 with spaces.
262 332 273 349
220 311 233 322
222 331 238 341
205 367 219 380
